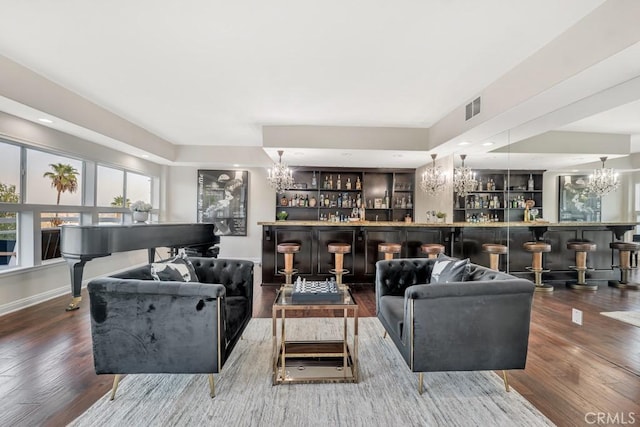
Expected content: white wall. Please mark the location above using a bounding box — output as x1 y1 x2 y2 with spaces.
165 166 275 261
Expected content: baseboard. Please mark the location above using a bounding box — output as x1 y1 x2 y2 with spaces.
0 285 69 317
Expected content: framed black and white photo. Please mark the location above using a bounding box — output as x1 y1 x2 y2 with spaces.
558 175 601 222
197 170 248 236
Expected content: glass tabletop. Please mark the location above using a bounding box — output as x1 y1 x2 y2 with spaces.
274 283 356 307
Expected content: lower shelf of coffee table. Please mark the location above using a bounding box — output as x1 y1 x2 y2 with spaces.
273 340 357 384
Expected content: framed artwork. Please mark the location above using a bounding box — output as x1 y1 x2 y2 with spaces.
558 175 601 222
197 170 248 236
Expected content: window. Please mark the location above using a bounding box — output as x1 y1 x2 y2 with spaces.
97 166 126 207
0 141 21 203
126 171 152 206
0 211 17 269
26 149 83 205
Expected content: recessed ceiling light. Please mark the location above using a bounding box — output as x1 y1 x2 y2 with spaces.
233 164 240 167
571 169 579 173
141 154 150 158
482 142 494 147
38 118 53 124
458 141 470 146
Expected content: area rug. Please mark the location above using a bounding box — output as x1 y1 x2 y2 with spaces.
600 311 640 327
70 318 552 427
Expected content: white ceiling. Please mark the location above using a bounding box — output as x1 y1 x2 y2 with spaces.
1 0 639 171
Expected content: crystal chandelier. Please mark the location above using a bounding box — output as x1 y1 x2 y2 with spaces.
267 150 294 193
453 154 477 197
420 154 447 196
586 156 619 197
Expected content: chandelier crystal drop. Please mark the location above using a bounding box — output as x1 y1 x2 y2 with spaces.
586 156 619 197
420 154 447 196
453 154 477 198
267 150 294 194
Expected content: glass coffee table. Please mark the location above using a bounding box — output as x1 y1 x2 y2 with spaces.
272 284 359 385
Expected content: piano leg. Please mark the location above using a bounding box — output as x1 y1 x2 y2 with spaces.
65 258 87 311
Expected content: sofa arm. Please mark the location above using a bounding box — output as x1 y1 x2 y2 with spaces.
405 279 534 300
88 278 226 299
87 278 225 375
405 279 534 373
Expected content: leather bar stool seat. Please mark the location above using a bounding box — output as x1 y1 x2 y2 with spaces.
523 241 553 292
378 242 401 260
609 241 640 290
328 242 351 286
277 243 300 285
420 243 445 259
567 241 597 291
482 243 507 271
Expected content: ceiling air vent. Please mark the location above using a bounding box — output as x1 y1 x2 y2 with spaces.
465 96 481 121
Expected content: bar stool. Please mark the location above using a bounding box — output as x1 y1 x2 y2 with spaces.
482 243 507 271
378 242 401 260
567 241 597 291
420 243 445 259
523 241 553 292
609 242 640 290
277 243 300 285
328 242 351 286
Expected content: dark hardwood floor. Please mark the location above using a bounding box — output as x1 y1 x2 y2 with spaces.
1 274 639 426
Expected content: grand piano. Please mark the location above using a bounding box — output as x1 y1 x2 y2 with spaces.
60 223 218 311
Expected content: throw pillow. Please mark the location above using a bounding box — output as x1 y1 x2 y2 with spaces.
430 254 470 284
150 250 199 282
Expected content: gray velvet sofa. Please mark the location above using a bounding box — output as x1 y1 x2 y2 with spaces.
375 257 535 394
88 257 254 399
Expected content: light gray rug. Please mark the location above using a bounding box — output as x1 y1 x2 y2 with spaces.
70 318 552 427
601 311 640 327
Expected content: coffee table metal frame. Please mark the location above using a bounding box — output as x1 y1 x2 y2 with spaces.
272 286 358 385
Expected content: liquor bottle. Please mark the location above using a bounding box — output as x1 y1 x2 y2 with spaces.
329 175 333 190
311 172 317 188
355 176 362 190
346 177 351 190
324 176 329 189
528 174 534 191
384 190 389 209
336 174 341 190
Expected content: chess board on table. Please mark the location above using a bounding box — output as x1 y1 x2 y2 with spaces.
291 279 342 303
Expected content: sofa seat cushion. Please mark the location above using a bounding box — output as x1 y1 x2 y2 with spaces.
378 295 405 338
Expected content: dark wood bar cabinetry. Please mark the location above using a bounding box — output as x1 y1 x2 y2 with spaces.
275 167 415 222
259 221 636 286
454 170 544 223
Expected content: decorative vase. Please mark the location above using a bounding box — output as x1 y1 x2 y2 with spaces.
133 211 149 223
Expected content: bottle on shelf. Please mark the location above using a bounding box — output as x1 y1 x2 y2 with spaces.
384 190 389 209
528 174 534 191
355 176 362 190
346 177 351 190
329 175 333 190
311 172 317 188
336 174 341 190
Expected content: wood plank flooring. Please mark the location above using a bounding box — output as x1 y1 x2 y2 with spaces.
1 275 639 426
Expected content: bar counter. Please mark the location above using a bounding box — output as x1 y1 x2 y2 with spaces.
259 220 637 285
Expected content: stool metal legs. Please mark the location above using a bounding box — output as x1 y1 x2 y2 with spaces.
526 252 553 292
568 251 597 291
609 249 640 290
329 253 349 286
